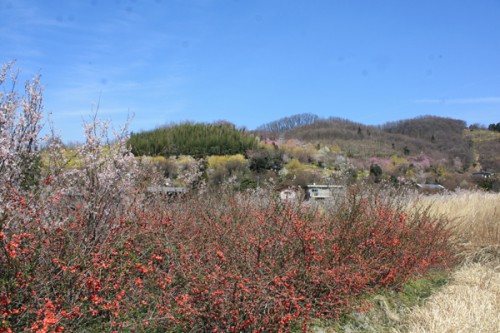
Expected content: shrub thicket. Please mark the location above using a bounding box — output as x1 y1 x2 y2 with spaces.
248 147 284 173
1 187 456 332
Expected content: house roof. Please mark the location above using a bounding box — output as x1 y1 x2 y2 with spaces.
416 184 445 189
305 184 344 189
472 171 494 176
147 186 188 193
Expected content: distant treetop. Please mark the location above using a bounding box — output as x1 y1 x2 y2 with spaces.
256 113 319 134
488 122 500 132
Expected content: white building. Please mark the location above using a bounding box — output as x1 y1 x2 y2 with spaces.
305 184 344 200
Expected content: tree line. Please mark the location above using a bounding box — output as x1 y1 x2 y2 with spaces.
488 122 500 132
256 113 320 134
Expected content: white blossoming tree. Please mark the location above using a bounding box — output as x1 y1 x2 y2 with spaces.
1 62 141 243
0 62 43 193
41 112 142 244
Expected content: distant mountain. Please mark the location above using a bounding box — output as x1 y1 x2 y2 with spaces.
258 113 500 174
381 116 474 168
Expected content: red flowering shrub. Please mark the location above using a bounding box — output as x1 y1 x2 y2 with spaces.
0 62 455 332
1 186 455 332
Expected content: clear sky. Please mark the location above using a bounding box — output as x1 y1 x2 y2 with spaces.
2 0 500 142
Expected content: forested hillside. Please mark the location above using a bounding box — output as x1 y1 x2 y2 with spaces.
127 114 498 191
263 116 474 169
382 116 474 168
253 114 498 190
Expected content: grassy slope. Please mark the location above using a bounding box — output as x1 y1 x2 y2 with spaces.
283 119 437 160
464 129 500 171
282 117 477 160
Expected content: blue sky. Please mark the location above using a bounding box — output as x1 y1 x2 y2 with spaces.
2 0 500 142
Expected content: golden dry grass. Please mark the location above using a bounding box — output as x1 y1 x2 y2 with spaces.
402 263 499 333
400 191 500 333
416 190 500 248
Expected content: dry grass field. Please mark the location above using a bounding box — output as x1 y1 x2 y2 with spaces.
400 191 500 333
402 263 499 333
417 190 499 248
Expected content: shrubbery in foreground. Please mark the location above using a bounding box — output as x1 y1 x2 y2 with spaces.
0 62 455 332
1 188 455 332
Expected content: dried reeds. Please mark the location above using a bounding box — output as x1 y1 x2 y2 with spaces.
416 190 500 249
401 190 500 333
402 263 499 333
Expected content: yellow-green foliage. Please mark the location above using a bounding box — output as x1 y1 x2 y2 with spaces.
208 154 246 170
434 165 447 177
208 155 227 169
138 156 168 164
358 169 370 179
41 148 81 169
43 144 130 171
329 145 342 153
285 158 307 174
257 142 275 150
177 155 196 164
390 154 408 166
62 149 79 167
464 129 500 143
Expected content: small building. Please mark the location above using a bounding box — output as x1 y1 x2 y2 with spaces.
472 170 495 179
416 183 445 191
305 184 344 200
146 186 188 197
